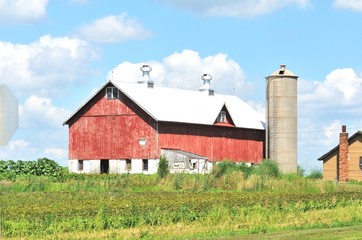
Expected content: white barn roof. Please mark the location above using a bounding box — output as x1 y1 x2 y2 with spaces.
111 81 265 130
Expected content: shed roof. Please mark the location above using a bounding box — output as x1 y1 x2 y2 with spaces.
64 80 265 130
317 131 362 161
161 148 208 159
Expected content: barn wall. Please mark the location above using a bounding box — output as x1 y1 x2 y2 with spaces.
158 122 265 163
109 160 121 174
148 159 159 174
68 86 157 160
69 159 158 174
88 160 100 173
348 136 362 181
69 160 78 173
66 83 265 169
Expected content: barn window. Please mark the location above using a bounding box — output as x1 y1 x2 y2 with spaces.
78 160 83 171
126 159 132 171
139 138 146 146
360 157 362 171
189 159 197 170
217 111 227 123
143 159 148 171
106 87 119 99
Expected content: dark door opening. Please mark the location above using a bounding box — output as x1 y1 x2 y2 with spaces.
100 159 109 174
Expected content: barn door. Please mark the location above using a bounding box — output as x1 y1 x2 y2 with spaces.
100 159 109 174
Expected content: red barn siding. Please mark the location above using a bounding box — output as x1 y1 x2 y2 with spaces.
66 83 265 163
158 122 264 163
68 86 157 160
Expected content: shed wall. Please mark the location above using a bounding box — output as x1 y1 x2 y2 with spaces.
322 136 362 181
322 153 337 181
348 136 362 181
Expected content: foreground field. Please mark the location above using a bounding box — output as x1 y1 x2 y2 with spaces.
9 224 360 239
1 172 362 239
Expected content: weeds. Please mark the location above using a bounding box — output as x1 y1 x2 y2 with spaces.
0 160 361 238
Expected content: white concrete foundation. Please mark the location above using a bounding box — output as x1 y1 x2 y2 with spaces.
69 159 159 174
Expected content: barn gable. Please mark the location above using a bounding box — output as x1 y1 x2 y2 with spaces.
65 82 158 160
64 82 156 126
213 104 235 127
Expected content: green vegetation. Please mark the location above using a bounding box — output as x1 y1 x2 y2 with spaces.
157 155 169 179
0 159 361 239
306 169 324 179
0 158 64 180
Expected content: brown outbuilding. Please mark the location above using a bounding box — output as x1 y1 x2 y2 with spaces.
318 125 362 181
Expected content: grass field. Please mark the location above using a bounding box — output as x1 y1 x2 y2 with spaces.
1 170 362 239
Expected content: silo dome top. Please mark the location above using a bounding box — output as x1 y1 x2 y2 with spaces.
269 64 297 77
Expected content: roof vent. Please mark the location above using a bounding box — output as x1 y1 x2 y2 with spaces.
139 64 154 88
279 64 286 75
199 73 214 96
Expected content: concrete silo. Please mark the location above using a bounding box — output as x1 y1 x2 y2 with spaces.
266 65 298 173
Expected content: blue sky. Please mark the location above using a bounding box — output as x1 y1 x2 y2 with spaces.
1 0 362 172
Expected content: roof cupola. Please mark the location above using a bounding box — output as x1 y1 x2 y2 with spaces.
139 64 154 88
199 73 214 96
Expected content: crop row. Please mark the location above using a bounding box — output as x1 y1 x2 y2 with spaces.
1 191 362 237
2 191 361 219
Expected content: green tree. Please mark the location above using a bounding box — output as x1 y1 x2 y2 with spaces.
157 156 169 179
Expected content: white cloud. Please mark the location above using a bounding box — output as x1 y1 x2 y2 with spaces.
299 68 362 108
0 34 98 97
155 0 310 18
298 68 362 170
333 0 362 12
44 147 68 161
20 95 71 128
0 139 32 160
323 120 342 145
0 139 67 164
77 13 152 43
0 0 48 23
7 139 30 151
110 49 246 95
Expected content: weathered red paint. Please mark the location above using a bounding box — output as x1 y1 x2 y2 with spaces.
66 83 265 163
67 84 157 160
158 122 264 163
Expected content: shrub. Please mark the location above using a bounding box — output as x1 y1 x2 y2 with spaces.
0 158 64 179
306 169 323 179
157 156 169 179
238 163 254 178
212 161 233 178
251 160 280 178
212 161 253 179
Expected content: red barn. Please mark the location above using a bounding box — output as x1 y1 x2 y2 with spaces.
64 65 265 174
